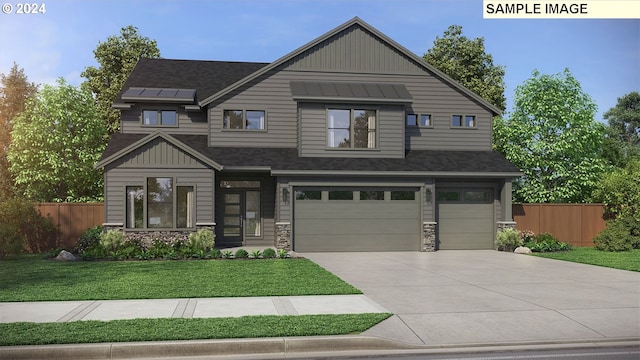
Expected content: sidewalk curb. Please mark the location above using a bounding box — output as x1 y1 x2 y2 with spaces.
1 336 638 359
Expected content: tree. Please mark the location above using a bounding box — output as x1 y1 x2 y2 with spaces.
602 92 640 166
81 25 160 134
8 78 108 202
0 63 38 200
493 69 608 203
423 25 506 111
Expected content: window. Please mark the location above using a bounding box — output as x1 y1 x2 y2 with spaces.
327 108 376 149
295 191 321 200
360 190 384 200
406 114 417 126
391 191 415 200
223 110 265 130
452 115 476 128
464 190 490 202
420 114 432 127
220 180 261 188
407 114 431 127
126 186 143 228
436 191 461 202
125 178 194 229
329 191 353 200
148 177 173 228
143 110 177 126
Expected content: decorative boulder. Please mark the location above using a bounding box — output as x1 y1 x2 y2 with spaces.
55 250 77 261
514 246 532 254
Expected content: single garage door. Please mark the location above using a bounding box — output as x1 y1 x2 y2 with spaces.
436 189 494 250
293 188 421 252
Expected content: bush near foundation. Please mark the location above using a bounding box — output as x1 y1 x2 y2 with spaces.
0 198 58 253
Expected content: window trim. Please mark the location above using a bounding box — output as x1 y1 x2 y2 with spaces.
326 107 378 150
222 109 267 131
141 109 179 128
124 178 196 230
451 114 477 129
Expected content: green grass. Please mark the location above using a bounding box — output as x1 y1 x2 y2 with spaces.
531 247 640 272
0 256 361 301
0 313 392 346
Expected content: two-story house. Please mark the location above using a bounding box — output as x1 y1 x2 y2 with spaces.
95 17 521 252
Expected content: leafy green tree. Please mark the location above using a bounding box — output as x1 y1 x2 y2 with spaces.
0 63 38 200
81 25 160 134
423 25 506 111
8 78 108 202
602 92 640 166
593 157 640 222
493 69 608 203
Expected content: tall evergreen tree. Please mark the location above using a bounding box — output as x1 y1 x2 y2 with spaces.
0 63 38 200
82 25 160 134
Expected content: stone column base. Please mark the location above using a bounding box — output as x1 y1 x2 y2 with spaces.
275 222 291 250
422 222 437 252
497 221 517 232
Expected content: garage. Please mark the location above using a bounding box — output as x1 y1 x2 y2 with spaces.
293 188 421 252
436 188 495 250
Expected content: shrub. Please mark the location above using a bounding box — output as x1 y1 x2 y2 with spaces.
222 250 233 259
496 228 521 252
100 230 125 252
524 232 572 252
145 240 176 259
0 223 25 258
594 220 634 251
250 249 262 259
234 248 249 259
0 197 58 253
262 248 276 258
208 248 222 259
187 229 215 252
73 226 103 255
277 249 290 259
519 230 536 244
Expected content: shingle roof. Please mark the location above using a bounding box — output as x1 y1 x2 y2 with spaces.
117 58 269 103
100 133 520 174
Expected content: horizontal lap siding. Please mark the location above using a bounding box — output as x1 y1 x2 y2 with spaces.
121 105 207 134
104 167 214 225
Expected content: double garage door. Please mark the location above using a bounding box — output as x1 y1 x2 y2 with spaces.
293 188 421 252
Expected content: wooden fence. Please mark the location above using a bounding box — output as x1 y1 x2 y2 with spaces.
33 203 606 250
35 203 104 250
512 204 606 247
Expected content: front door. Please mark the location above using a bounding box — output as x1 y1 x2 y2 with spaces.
221 189 262 245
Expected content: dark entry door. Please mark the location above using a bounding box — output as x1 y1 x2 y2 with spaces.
221 190 262 245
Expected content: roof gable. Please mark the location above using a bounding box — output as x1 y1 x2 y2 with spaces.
95 132 221 170
199 17 501 116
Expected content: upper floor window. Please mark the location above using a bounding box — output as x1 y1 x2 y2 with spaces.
452 115 476 128
327 108 377 149
407 113 432 127
223 110 265 130
143 110 177 126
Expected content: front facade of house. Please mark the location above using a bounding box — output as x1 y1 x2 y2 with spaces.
96 18 521 252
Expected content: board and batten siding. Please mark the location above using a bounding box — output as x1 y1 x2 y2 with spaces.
283 24 425 75
117 138 208 168
104 167 215 225
120 104 207 135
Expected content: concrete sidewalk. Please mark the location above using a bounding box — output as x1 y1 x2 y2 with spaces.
0 294 388 323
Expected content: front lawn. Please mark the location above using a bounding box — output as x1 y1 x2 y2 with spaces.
0 313 392 346
0 256 361 302
530 247 640 272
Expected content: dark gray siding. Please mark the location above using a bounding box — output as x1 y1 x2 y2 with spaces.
120 104 207 134
207 69 492 152
284 25 425 74
298 103 404 158
104 166 215 225
117 137 209 168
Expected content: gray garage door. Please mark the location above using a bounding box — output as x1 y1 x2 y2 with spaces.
436 189 494 250
293 188 421 252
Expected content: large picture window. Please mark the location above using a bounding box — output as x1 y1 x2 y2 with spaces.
125 178 194 229
327 108 376 149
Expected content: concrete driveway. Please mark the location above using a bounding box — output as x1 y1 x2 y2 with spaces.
303 250 640 347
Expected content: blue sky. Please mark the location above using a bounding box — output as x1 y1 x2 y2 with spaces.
0 0 638 120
